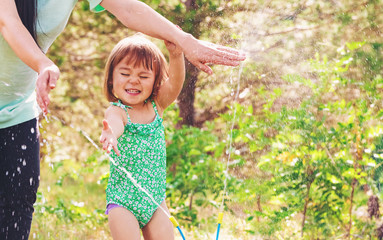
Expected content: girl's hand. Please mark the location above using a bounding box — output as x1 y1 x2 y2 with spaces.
164 40 183 57
100 120 121 156
36 63 60 115
181 35 246 75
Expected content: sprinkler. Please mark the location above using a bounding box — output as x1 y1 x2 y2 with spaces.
215 212 223 240
169 216 186 240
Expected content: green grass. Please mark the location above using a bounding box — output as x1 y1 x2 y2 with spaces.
30 158 254 240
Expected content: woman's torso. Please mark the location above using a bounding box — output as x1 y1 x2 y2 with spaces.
0 0 103 128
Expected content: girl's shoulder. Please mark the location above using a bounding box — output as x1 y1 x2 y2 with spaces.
105 105 129 125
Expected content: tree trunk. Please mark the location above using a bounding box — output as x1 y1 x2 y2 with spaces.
348 178 356 239
257 194 262 222
301 181 312 237
176 0 200 127
177 59 200 127
185 0 197 11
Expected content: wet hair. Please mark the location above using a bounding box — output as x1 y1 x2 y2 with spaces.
104 34 169 103
15 0 38 45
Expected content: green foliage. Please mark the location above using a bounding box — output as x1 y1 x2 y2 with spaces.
165 123 238 226
226 42 383 238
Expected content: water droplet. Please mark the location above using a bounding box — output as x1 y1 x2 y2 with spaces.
17 167 21 174
30 178 33 185
31 128 35 134
21 145 27 150
23 160 26 166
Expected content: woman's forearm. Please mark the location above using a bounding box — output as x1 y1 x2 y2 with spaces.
100 0 190 46
0 0 53 73
100 0 246 74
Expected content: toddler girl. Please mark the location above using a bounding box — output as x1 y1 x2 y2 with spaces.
100 34 184 240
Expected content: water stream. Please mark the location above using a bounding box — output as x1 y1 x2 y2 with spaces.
49 115 170 218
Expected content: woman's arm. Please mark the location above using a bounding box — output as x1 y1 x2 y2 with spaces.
156 41 185 111
99 0 246 75
0 0 59 114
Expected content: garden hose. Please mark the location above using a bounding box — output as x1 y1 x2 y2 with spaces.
169 216 186 240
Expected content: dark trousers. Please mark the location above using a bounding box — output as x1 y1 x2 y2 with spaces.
0 118 40 240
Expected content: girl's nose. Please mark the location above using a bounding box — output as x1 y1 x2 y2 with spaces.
128 76 140 83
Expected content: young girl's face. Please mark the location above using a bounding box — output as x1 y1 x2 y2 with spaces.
112 57 155 107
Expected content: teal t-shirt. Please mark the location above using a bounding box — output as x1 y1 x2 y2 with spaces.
0 0 104 128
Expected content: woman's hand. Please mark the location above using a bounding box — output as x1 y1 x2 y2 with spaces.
100 120 121 156
181 34 246 75
36 63 60 115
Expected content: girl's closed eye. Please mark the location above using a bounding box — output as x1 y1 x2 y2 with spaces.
121 73 130 76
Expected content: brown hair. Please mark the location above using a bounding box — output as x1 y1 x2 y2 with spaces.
103 34 169 102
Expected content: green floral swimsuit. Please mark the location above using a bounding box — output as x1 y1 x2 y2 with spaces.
106 100 166 228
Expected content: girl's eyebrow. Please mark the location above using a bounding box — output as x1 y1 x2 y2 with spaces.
118 66 152 74
118 66 131 71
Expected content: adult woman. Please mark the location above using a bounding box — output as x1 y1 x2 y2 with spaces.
0 0 245 239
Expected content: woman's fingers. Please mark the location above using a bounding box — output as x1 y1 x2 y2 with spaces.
183 39 246 74
36 64 60 114
207 49 246 65
49 73 58 89
36 72 50 114
214 46 246 60
192 61 213 75
206 53 242 66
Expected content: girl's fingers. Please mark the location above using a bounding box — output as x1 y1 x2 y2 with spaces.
102 120 110 130
107 143 113 153
102 141 109 150
113 145 121 156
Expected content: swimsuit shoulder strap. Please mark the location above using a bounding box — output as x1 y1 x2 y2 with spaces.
110 100 132 123
151 100 160 117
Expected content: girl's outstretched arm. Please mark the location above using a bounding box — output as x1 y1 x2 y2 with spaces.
100 106 125 156
99 0 246 75
156 41 185 111
0 0 60 115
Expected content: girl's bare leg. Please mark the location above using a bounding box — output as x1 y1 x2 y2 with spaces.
142 201 174 240
108 207 141 240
